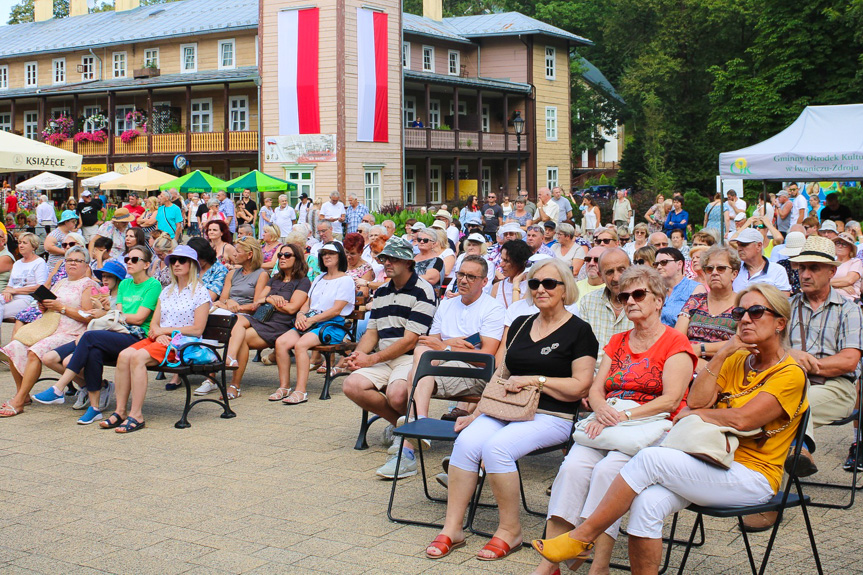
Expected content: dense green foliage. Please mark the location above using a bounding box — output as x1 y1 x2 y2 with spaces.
8 0 180 24
404 0 863 199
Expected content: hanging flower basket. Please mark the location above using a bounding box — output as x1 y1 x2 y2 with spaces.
73 131 108 144
44 133 68 145
120 129 141 144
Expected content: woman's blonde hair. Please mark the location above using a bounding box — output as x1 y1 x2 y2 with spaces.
634 245 656 266
153 236 176 254
264 225 281 240
144 196 158 211
432 227 448 251
524 258 578 306
702 244 741 271
735 283 791 345
167 253 200 296
17 232 40 249
236 236 264 269
619 264 666 305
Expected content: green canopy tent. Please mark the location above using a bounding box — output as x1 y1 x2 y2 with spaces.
159 170 228 194
225 170 298 193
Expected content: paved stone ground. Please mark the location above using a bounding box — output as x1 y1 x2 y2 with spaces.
0 324 858 574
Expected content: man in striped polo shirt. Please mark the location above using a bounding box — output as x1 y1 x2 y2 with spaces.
343 236 438 479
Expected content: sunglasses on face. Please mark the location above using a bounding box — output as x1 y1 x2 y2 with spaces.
377 255 397 264
634 259 647 265
616 289 649 304
171 257 192 265
417 237 433 244
124 256 143 265
653 259 676 268
61 242 77 248
278 252 295 259
583 256 599 264
595 238 614 245
731 305 779 322
619 237 631 242
703 265 731 274
528 278 564 291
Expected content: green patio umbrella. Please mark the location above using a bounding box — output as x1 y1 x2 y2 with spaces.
159 170 228 194
225 170 298 193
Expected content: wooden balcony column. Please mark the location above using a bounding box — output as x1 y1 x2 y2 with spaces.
453 156 460 201
503 93 509 152
37 96 46 135
108 91 116 159
425 156 431 204
72 94 79 154
9 99 15 133
223 82 230 153
185 85 192 154
425 83 431 149
147 88 154 156
477 91 483 152
453 86 459 151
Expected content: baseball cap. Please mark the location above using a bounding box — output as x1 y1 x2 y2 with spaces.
735 228 763 244
410 222 427 231
466 233 486 243
379 236 415 261
819 220 838 233
777 190 789 198
733 212 747 222
81 190 92 197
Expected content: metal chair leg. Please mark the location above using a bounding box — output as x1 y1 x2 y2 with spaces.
355 410 381 450
319 353 332 400
794 479 824 575
174 374 193 429
252 350 263 363
219 369 236 419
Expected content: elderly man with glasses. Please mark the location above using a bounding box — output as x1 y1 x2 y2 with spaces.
575 246 607 303
525 225 555 258
654 246 705 326
578 247 633 371
731 228 791 295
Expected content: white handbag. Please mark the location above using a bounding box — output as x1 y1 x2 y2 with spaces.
572 398 673 456
86 309 131 334
660 414 763 470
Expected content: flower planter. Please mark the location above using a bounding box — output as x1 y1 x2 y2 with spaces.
133 68 160 79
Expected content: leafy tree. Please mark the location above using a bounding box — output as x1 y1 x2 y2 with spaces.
8 0 177 24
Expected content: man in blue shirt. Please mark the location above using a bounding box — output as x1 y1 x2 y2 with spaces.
156 190 184 240
217 190 236 233
345 194 370 235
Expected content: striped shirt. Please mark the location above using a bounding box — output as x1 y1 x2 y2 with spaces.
790 289 863 383
578 287 634 373
367 272 437 352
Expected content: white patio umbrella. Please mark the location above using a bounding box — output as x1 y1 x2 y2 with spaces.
0 130 82 172
81 171 124 188
15 171 73 191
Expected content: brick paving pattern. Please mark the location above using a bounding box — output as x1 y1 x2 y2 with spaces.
0 324 855 574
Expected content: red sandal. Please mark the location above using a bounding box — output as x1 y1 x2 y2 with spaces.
425 534 465 559
477 536 521 561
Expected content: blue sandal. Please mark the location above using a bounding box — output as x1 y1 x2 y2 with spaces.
99 412 125 429
115 416 145 434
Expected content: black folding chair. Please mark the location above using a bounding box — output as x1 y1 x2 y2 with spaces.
386 350 495 529
800 377 863 509
671 408 822 575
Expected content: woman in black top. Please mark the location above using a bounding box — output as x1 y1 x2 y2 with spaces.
425 258 598 562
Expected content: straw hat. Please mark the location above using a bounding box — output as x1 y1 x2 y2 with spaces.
833 232 857 249
111 207 135 223
789 235 840 266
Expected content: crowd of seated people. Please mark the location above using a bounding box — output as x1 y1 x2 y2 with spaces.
0 185 860 572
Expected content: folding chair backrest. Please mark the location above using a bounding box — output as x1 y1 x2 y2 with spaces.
411 350 496 386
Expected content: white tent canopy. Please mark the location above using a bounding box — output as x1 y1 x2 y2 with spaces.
0 130 82 173
15 171 73 191
81 171 124 188
719 104 863 181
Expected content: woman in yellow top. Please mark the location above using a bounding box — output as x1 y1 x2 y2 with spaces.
531 283 807 575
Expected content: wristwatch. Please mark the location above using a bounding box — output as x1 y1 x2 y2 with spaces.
60 306 67 315
700 343 706 358
537 375 546 392
444 345 452 352
624 410 633 420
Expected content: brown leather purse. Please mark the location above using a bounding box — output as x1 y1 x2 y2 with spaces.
476 315 540 422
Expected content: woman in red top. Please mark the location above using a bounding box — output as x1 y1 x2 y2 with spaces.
533 265 695 575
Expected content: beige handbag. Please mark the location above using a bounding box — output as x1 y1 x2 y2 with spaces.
13 311 61 347
477 314 540 422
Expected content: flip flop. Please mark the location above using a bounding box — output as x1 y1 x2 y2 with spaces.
99 412 126 429
115 416 145 434
477 536 521 561
425 534 465 559
0 402 21 418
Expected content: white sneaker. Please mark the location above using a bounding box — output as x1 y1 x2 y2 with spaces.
376 449 418 479
72 388 89 410
382 424 395 446
194 379 219 396
99 381 114 411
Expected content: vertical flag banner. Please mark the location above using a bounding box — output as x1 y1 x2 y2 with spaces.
357 8 388 142
278 7 320 135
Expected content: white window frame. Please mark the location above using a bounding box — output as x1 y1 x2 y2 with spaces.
481 166 491 196
284 167 315 205
403 96 416 127
449 101 466 116
0 66 7 90
428 99 440 129
404 166 416 205
545 46 556 80
144 48 160 69
82 105 101 131
448 50 460 76
180 43 198 73
481 104 490 133
228 96 248 131
115 105 135 133
402 41 410 69
218 39 236 70
545 106 558 141
190 98 213 132
25 62 37 87
0 113 11 131
547 166 559 189
24 111 38 139
51 107 70 120
428 165 442 204
422 45 434 73
52 58 65 85
112 52 127 78
364 168 382 212
81 56 95 81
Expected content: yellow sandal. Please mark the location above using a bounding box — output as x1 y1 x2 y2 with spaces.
531 533 594 563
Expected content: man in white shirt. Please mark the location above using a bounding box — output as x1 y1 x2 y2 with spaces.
320 191 346 238
731 228 791 294
434 209 459 246
724 190 746 226
272 194 296 239
552 187 572 223
35 195 57 232
534 187 559 223
788 183 807 226
405 255 505 419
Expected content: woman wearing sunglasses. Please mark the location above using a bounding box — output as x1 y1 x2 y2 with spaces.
533 284 806 573
32 247 161 425
221 243 311 401
0 246 98 417
426 258 597 562
413 228 444 292
533 265 695 575
102 245 210 433
44 210 80 269
674 245 740 372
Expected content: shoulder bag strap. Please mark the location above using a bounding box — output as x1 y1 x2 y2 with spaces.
797 299 807 353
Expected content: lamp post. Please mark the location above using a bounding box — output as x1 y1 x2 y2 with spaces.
512 111 525 194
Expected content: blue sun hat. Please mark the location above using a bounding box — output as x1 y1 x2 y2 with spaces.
94 259 127 282
58 210 78 225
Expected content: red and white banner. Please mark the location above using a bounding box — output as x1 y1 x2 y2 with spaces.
357 8 388 142
278 7 320 135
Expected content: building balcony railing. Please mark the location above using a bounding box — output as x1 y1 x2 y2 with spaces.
48 131 259 157
405 127 527 153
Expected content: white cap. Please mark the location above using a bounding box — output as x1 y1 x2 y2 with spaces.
819 220 838 233
81 190 92 197
735 228 763 244
410 222 426 231
733 212 746 222
779 231 806 257
466 233 486 243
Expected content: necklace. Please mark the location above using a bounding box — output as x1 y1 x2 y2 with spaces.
533 312 569 339
745 352 788 383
